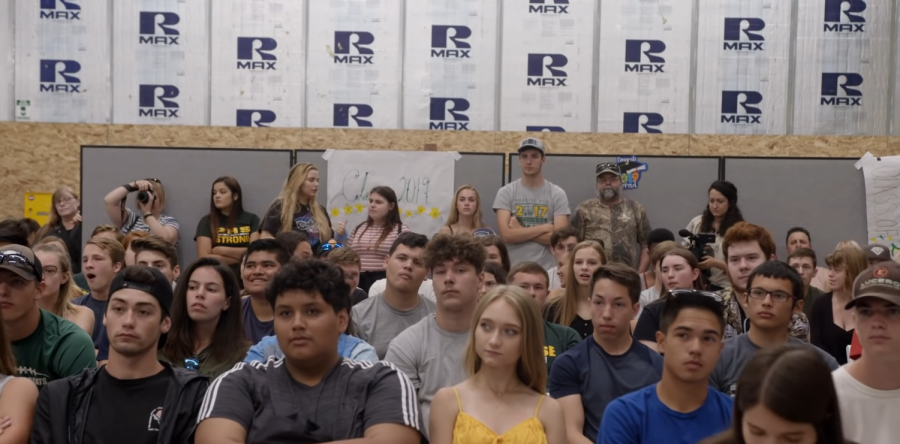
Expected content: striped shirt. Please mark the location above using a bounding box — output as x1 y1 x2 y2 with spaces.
197 358 419 442
121 208 180 239
349 223 410 271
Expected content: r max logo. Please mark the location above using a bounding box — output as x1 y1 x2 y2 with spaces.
139 12 180 45
39 60 81 93
334 104 373 127
824 0 866 32
625 40 666 73
623 113 663 133
821 73 863 106
138 85 180 118
724 18 765 51
431 26 471 58
529 0 568 14
39 0 80 20
237 37 277 70
236 110 277 127
526 126 566 132
721 91 763 124
429 98 469 131
527 54 568 87
334 31 374 64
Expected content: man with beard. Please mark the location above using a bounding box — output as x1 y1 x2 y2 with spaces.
572 163 652 272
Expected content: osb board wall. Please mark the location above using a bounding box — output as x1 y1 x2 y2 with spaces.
0 121 897 220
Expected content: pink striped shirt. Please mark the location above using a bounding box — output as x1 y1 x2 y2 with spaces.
349 223 411 272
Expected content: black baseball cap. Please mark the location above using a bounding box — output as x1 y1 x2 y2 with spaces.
108 266 173 316
0 245 42 281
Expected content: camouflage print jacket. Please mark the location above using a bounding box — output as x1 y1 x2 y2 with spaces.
718 287 810 342
571 198 651 268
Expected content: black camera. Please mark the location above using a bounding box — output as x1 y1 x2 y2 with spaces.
137 190 155 204
679 229 716 263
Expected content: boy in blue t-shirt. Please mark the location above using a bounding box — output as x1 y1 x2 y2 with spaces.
597 290 733 444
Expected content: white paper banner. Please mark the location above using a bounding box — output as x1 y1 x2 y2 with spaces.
402 0 498 131
694 0 792 135
596 0 692 134
325 150 458 236
894 3 900 136
793 0 892 135
0 0 12 122
210 0 305 128
14 0 110 123
860 154 900 259
307 0 402 129
112 0 209 126
499 0 596 133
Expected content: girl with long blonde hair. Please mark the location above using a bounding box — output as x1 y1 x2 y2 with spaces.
34 186 83 273
430 286 566 444
440 185 491 236
32 243 95 334
260 163 334 251
543 241 607 338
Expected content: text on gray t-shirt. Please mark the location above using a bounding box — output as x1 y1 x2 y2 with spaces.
493 179 571 270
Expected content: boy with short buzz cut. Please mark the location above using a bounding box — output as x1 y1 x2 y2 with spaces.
507 261 580 373
709 261 838 396
196 259 421 444
787 247 823 317
598 291 732 444
326 247 368 305
549 226 581 290
74 237 125 346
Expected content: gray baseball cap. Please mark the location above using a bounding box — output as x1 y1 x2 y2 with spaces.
518 137 545 154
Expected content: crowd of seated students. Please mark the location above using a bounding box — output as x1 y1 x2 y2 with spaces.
0 137 896 443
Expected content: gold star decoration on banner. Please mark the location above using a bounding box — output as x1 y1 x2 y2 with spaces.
355 203 365 214
330 207 341 217
404 209 414 218
427 207 443 219
343 204 354 215
417 206 426 215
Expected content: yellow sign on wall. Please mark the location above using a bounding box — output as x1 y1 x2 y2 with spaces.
24 193 53 226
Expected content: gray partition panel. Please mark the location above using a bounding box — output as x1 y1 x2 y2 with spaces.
724 158 866 263
294 150 506 232
509 154 722 236
81 147 292 267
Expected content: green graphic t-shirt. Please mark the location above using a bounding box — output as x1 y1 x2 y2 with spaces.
543 320 582 374
195 211 261 279
12 309 97 389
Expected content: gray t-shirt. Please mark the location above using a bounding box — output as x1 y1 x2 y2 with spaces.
710 334 840 396
197 358 420 443
352 293 436 359
493 179 571 269
384 316 468 439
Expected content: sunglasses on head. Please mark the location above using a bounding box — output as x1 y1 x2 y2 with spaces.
145 178 162 183
667 288 725 303
0 251 41 280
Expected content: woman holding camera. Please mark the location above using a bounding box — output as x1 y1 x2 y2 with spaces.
103 178 180 244
684 180 743 289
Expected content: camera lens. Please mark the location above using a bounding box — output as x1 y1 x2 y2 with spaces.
137 191 149 203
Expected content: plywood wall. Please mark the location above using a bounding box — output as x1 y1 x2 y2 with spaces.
0 121 897 220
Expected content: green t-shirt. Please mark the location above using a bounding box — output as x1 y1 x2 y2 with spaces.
12 309 97 389
543 320 581 373
195 211 261 279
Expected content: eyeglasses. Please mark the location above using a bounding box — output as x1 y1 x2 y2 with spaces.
42 266 59 277
184 356 200 371
57 196 76 204
747 288 793 303
668 289 725 304
0 251 40 280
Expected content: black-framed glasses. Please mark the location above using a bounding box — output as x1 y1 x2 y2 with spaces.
0 251 41 280
184 356 200 371
668 289 725 304
747 288 793 303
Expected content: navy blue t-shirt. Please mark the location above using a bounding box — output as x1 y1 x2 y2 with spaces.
597 384 733 444
72 293 105 347
242 297 274 345
548 337 664 442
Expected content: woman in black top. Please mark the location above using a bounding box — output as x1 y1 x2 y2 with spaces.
634 248 706 352
260 163 335 252
195 177 261 282
34 186 83 272
543 240 607 338
810 246 867 365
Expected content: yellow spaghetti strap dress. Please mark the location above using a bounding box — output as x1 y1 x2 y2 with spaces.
451 387 548 444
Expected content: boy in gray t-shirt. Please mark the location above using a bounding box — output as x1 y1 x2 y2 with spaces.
493 138 571 270
353 292 435 359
